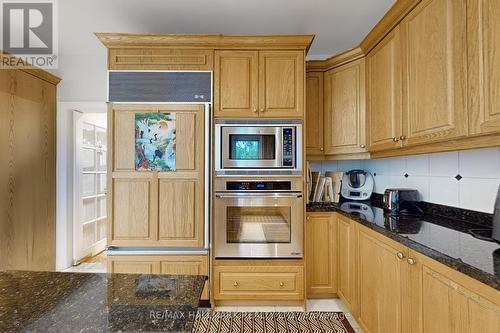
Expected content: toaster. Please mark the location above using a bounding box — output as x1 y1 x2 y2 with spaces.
383 188 420 213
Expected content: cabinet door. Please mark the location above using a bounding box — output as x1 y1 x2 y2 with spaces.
468 0 500 135
324 59 366 155
160 255 209 300
367 27 403 152
407 251 500 333
306 72 324 155
401 0 467 146
358 226 408 333
108 257 160 274
306 213 337 297
157 107 204 247
259 50 304 118
214 51 259 117
337 215 358 315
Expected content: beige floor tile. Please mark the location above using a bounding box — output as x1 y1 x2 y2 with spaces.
214 306 239 312
236 306 276 312
307 299 346 312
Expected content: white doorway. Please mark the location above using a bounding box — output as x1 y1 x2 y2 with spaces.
73 111 107 264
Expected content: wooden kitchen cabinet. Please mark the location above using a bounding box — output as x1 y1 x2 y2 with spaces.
407 250 500 333
108 104 205 247
214 51 259 117
400 0 468 146
358 225 408 333
305 213 337 297
305 72 324 155
367 27 403 152
468 0 500 136
214 50 304 118
324 58 367 155
108 255 209 300
336 214 359 315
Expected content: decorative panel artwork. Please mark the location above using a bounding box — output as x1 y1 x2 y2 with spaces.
135 113 176 171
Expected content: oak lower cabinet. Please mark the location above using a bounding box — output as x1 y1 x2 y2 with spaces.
213 260 304 302
108 104 205 247
305 213 337 297
324 58 367 155
400 0 468 146
107 255 209 300
336 214 359 316
214 50 304 118
357 225 408 333
305 71 324 155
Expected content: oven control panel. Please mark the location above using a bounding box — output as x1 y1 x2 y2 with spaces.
282 127 295 167
226 181 292 191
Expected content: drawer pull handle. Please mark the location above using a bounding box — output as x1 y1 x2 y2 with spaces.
233 281 239 287
279 282 284 287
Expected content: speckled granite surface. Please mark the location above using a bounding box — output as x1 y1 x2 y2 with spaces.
0 271 206 332
307 201 500 291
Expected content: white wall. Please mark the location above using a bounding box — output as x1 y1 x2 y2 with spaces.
309 147 500 214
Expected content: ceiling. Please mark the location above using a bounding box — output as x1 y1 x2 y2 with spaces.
55 0 395 102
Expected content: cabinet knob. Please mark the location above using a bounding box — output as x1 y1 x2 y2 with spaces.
320 148 324 151
252 108 258 113
306 216 310 221
400 135 406 141
407 258 416 265
360 144 366 149
393 137 400 142
260 108 265 112
279 282 284 287
396 252 405 260
233 281 239 287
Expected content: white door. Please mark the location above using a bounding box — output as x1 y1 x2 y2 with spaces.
73 111 107 264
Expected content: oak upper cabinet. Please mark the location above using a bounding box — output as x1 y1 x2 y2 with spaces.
305 213 337 297
468 0 500 135
214 50 304 118
109 104 205 247
305 72 324 155
407 250 500 333
336 214 359 316
358 225 408 333
400 0 468 146
367 27 403 152
214 51 259 117
324 59 367 155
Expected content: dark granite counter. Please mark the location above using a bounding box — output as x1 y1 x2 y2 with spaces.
307 201 500 291
0 271 206 332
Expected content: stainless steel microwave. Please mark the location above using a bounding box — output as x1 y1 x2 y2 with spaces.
215 119 303 174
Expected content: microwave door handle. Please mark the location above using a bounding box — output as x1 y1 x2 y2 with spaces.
215 193 302 199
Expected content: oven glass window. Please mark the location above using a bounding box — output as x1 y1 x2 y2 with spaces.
229 135 276 160
226 207 291 243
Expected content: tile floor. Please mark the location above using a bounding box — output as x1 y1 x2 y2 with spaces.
63 252 107 273
215 299 364 332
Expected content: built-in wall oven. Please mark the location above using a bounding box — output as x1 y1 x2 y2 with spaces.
214 179 303 258
215 119 303 175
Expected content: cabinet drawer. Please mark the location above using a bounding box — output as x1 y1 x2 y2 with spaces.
109 48 213 70
214 266 304 300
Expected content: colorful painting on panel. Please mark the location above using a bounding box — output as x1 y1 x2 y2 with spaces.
135 113 176 171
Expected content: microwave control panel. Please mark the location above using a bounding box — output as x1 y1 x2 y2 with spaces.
282 128 295 167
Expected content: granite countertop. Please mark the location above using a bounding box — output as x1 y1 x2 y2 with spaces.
307 201 500 291
0 271 206 332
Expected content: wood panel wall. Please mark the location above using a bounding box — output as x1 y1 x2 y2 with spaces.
0 68 60 271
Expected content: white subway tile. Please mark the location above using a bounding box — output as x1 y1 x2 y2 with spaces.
429 177 459 207
406 154 430 176
458 147 500 179
405 176 430 201
429 151 459 177
459 178 499 213
338 160 363 172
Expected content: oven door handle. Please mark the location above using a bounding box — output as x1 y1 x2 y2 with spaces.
215 192 303 199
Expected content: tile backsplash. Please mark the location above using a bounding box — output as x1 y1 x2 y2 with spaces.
309 147 500 214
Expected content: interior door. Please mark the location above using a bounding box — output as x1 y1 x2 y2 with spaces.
367 27 403 151
73 112 108 263
401 0 467 146
214 50 259 117
259 50 304 118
